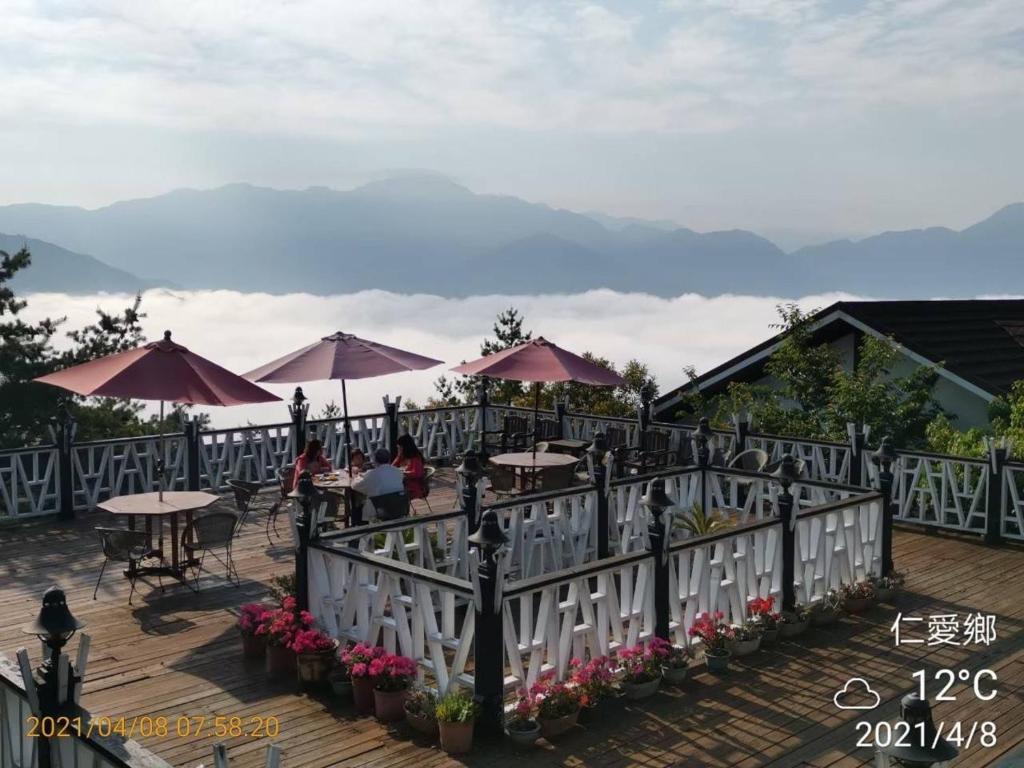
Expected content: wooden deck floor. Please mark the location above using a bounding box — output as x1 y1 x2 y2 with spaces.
2 472 1022 768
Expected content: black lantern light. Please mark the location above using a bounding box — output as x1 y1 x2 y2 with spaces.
694 417 715 465
641 477 675 514
23 587 84 712
468 509 508 557
871 436 897 474
771 454 801 492
456 450 483 482
877 693 957 767
291 386 308 412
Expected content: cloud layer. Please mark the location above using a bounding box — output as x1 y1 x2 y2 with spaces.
20 288 862 427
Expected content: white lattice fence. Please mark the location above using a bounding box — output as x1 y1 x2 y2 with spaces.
794 496 883 604
1001 463 1024 541
747 434 851 485
72 436 188 510
398 408 478 460
609 471 701 554
884 452 988 533
0 448 59 519
491 489 599 578
200 424 295 490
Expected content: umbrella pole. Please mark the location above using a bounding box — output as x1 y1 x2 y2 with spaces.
158 400 166 503
341 379 353 478
531 381 540 492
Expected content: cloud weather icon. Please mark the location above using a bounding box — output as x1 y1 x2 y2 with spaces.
833 678 881 710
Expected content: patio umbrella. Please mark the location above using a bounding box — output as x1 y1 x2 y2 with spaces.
243 332 444 475
450 337 625 486
35 330 281 499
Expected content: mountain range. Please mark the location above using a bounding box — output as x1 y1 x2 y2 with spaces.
0 175 1021 298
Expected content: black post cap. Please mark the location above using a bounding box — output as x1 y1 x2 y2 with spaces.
468 510 508 552
641 477 674 511
771 454 801 491
23 587 84 637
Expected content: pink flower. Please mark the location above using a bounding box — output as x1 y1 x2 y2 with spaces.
351 663 368 678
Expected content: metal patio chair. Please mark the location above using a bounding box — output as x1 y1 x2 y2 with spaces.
226 479 261 534
182 510 241 591
93 527 150 605
266 465 293 542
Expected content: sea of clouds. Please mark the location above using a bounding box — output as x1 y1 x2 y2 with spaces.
21 288 866 428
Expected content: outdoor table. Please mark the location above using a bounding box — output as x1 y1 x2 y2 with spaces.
544 438 590 457
290 472 361 526
489 451 578 490
97 491 219 581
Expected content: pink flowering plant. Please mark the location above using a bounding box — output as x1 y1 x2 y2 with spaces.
664 643 694 670
257 596 315 648
840 580 876 601
530 672 582 719
617 638 671 684
290 628 336 655
506 688 538 731
688 611 735 657
237 604 270 637
569 656 616 706
339 643 386 679
747 596 781 630
370 653 418 692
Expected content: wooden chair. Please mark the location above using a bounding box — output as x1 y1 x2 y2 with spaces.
605 426 629 450
536 418 560 440
488 464 521 500
93 527 150 605
621 430 677 474
537 463 575 491
266 465 293 542
182 510 240 591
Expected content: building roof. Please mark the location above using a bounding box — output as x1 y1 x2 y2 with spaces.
654 299 1024 417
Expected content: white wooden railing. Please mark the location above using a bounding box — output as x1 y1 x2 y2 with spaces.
1001 461 1024 542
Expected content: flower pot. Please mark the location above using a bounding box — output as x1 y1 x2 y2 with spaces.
705 650 731 673
760 627 779 644
843 597 873 614
664 665 690 686
811 607 838 626
374 688 408 722
241 633 267 660
329 672 353 701
265 644 296 677
539 709 580 739
733 637 761 657
779 619 808 638
874 587 894 602
439 720 474 754
405 709 438 737
296 649 335 688
506 720 541 747
352 676 376 714
621 676 662 700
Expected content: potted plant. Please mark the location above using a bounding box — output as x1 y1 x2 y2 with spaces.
618 639 669 699
662 644 694 686
404 687 438 736
748 596 781 644
840 581 876 613
370 653 417 722
328 659 352 702
505 688 541 747
435 690 478 754
291 628 337 687
568 655 616 715
871 571 906 602
259 596 313 677
689 611 734 672
731 622 762 656
237 603 270 659
532 673 582 739
779 604 811 638
810 589 842 626
340 643 386 714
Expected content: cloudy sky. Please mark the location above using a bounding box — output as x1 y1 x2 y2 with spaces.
3 0 1023 243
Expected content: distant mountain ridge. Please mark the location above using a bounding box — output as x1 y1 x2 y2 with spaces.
0 233 154 294
0 175 1021 298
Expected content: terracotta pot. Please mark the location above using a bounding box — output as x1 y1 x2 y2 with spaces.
733 637 761 657
329 672 353 701
539 708 579 739
761 627 780 644
621 676 662 700
811 607 838 626
663 665 690 686
296 650 335 688
374 688 408 722
265 644 296 677
439 719 474 754
705 650 731 673
779 619 808 638
405 709 438 737
506 720 541 747
352 676 376 714
843 596 873 614
241 633 267 660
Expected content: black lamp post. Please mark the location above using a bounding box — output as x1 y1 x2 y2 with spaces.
694 417 714 467
871 436 898 574
641 477 674 640
457 450 484 532
23 587 84 717
468 510 508 736
51 401 76 520
290 386 309 455
877 693 957 767
771 454 800 612
588 433 611 558
639 379 656 431
294 470 317 610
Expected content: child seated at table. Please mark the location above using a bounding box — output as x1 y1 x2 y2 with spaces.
349 448 367 474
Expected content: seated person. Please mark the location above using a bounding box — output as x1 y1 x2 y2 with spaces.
352 448 406 520
349 448 367 474
393 434 427 499
294 439 332 478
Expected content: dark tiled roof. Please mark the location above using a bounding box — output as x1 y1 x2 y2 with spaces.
655 299 1024 409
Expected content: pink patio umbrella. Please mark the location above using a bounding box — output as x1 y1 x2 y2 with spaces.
450 337 626 484
35 330 281 499
244 332 444 475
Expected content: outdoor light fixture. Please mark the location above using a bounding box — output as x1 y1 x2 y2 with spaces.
291 386 308 412
871 436 897 474
467 509 508 556
771 454 801 492
875 693 957 767
22 586 84 713
587 432 609 469
640 477 675 513
456 450 483 481
694 417 715 465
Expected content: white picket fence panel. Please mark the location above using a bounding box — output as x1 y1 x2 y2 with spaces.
794 496 883 604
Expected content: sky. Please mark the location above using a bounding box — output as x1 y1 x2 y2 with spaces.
2 0 1023 246
20 288 861 427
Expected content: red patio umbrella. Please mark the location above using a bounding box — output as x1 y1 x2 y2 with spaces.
35 330 281 499
451 337 625 484
244 332 444 474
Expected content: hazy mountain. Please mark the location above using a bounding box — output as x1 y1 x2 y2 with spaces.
0 233 154 294
0 175 1021 298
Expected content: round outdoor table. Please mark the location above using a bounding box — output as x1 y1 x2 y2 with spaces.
97 491 219 581
290 472 361 526
489 451 577 491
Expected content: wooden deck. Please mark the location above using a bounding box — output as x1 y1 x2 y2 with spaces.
1 471 1022 768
